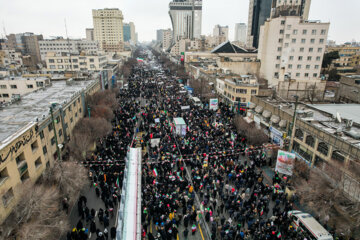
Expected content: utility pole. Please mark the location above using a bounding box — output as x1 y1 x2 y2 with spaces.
64 19 73 72
288 95 299 151
50 105 61 161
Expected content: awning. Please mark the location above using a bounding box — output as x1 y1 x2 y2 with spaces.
279 119 287 128
270 115 280 124
262 110 272 118
255 105 264 113
249 102 256 109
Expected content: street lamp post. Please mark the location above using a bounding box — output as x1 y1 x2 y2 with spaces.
288 95 299 151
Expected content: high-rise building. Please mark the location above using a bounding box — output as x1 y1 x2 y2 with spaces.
86 28 95 41
247 0 311 49
213 25 229 41
157 29 164 43
169 0 202 41
234 23 247 45
129 22 136 44
123 23 131 42
258 16 329 86
162 29 173 51
247 0 273 49
92 8 124 52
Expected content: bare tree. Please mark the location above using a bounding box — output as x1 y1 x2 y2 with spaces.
246 128 269 146
91 105 114 121
234 116 250 134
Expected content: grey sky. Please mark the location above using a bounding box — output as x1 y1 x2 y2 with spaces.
1 0 359 44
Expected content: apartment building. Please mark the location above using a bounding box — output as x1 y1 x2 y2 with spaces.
0 77 50 102
258 16 329 86
45 52 107 73
92 8 124 52
0 50 23 69
86 28 95 41
39 38 99 60
162 29 173 51
0 80 100 223
218 75 259 106
213 25 229 41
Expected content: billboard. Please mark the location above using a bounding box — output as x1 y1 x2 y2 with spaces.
275 150 295 176
209 98 219 111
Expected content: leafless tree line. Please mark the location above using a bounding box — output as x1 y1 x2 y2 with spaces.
234 115 269 146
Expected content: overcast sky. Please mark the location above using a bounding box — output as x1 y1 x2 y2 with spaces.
1 0 359 44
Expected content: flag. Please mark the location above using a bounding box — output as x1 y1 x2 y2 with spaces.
220 164 225 170
153 168 158 177
277 232 281 238
260 207 264 216
115 177 120 188
177 172 183 181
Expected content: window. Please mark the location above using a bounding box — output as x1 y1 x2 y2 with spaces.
89 58 95 63
311 29 317 35
288 64 293 69
2 188 14 207
2 94 9 98
43 146 48 155
293 29 298 35
0 85 7 89
57 59 63 63
305 73 309 77
298 56 303 61
310 39 315 44
10 85 17 89
48 123 53 131
35 157 42 169
314 65 319 69
51 137 56 145
316 56 321 61
31 141 39 152
278 38 283 43
319 39 324 44
251 90 257 95
305 135 315 147
285 43 289 47
59 129 62 137
50 65 56 69
90 64 95 69
295 129 304 140
289 56 294 60
276 56 281 60
39 130 44 139
313 73 318 77
75 112 78 118
277 47 282 52
0 168 9 186
309 48 313 52
301 39 306 43
317 142 329 156
307 56 312 61
300 47 304 52
281 20 285 25
321 29 326 35
331 151 345 163
274 72 279 78
70 117 73 123
318 48 323 53
15 153 25 165
306 65 310 69
296 73 300 77
275 64 280 69
49 59 55 63
27 84 33 89
285 34 290 39
73 65 79 69
58 65 64 69
302 29 307 35
291 39 296 43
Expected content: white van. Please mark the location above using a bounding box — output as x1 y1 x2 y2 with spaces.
288 211 333 240
191 97 202 107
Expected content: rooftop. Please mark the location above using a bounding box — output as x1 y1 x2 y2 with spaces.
309 104 360 125
0 80 95 144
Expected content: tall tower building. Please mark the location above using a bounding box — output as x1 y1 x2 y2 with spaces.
86 28 94 41
247 0 311 49
213 25 229 41
169 0 202 41
234 23 247 45
129 22 136 44
92 8 124 52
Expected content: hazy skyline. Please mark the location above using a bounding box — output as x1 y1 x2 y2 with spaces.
1 0 359 44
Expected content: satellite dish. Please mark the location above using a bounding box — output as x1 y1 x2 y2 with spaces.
336 112 342 123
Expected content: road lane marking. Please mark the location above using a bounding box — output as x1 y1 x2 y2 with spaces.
198 224 204 240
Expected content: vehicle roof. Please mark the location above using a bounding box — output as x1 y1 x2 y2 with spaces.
291 211 332 238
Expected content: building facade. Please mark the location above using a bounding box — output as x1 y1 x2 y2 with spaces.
271 0 311 20
336 75 360 103
39 38 99 61
0 80 101 224
258 16 329 86
123 23 131 42
7 33 43 65
234 23 247 45
92 8 124 52
0 50 23 69
0 77 51 102
45 53 107 73
86 28 95 41
169 0 202 41
213 25 229 41
162 29 173 51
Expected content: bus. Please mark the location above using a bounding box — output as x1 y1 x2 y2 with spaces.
288 211 333 240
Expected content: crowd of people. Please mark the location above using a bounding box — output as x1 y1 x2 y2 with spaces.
66 48 334 240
